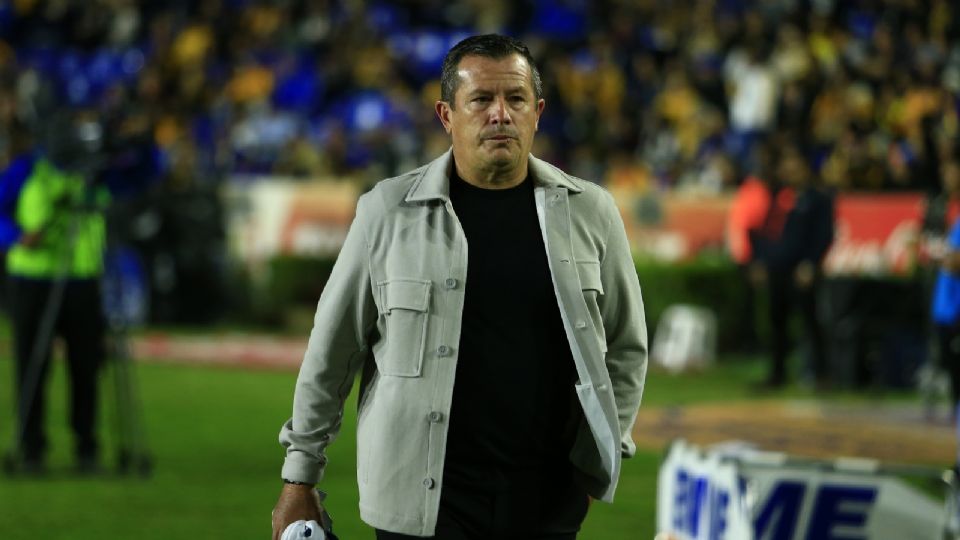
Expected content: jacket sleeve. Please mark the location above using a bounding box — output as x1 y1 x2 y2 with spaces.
596 191 648 458
279 193 379 484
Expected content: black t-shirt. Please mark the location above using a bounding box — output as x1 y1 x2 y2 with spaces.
444 170 579 492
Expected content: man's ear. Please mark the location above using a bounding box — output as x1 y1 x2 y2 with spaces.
436 101 453 134
534 98 545 131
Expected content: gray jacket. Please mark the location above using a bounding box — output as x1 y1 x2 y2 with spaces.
279 149 647 536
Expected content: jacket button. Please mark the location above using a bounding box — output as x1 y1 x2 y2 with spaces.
423 477 436 489
437 345 451 356
444 278 458 289
428 411 444 423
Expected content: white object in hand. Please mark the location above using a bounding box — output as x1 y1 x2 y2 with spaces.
281 520 325 540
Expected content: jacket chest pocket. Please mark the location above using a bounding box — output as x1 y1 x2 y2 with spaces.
376 279 431 377
576 261 607 353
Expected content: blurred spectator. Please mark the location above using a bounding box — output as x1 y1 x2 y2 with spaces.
922 145 960 262
726 143 775 353
726 42 779 168
932 157 960 415
919 142 960 371
750 142 835 389
274 134 330 178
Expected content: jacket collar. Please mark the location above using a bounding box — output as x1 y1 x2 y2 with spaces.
405 148 584 203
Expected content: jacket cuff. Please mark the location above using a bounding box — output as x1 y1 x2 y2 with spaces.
621 436 637 459
281 451 325 485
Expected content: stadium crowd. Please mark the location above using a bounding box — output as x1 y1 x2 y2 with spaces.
0 0 956 194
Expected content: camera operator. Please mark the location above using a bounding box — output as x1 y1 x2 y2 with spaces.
0 117 109 474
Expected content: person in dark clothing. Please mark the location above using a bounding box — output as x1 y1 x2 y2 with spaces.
933 159 960 415
920 148 960 416
0 120 108 474
750 144 835 388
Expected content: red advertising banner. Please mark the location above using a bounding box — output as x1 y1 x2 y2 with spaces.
226 179 928 278
611 188 926 277
224 178 359 269
824 194 925 276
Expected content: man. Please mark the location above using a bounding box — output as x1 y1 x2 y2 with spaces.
750 143 834 389
921 147 960 417
272 34 647 539
932 157 960 416
726 141 775 354
0 118 108 473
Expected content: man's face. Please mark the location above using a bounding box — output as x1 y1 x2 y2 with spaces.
436 54 545 181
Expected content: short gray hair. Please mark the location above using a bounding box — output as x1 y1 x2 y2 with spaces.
440 34 542 108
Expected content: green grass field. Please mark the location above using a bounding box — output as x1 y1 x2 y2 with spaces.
0 352 915 539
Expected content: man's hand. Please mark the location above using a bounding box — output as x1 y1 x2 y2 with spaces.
271 483 325 540
794 261 815 288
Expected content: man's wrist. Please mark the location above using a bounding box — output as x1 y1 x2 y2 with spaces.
283 477 317 489
282 478 314 485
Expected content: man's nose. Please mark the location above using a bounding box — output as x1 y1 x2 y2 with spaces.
489 97 512 125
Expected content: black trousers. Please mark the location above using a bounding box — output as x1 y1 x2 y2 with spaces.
375 468 590 540
767 270 827 384
10 277 105 461
735 263 760 351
